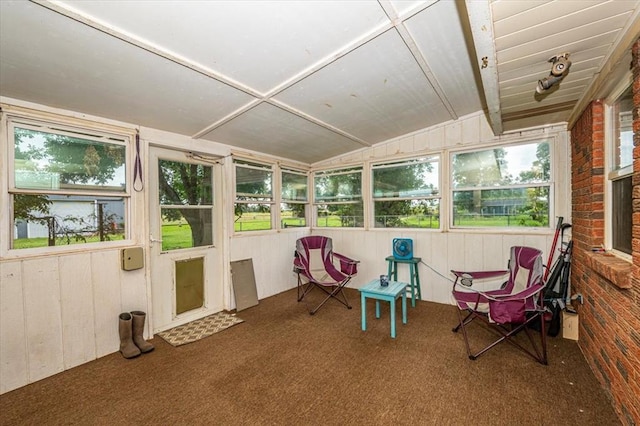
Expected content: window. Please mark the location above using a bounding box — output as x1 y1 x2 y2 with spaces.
607 84 633 255
234 159 273 232
372 156 440 228
158 159 213 250
451 141 551 228
10 119 129 249
314 166 363 227
281 168 308 228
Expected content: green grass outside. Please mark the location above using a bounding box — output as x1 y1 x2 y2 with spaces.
161 223 194 250
398 215 440 228
454 214 547 227
12 233 125 249
13 213 547 250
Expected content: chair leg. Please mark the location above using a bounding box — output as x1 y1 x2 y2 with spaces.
452 310 475 333
454 308 477 360
309 284 352 315
297 274 314 302
500 313 548 364
454 309 549 364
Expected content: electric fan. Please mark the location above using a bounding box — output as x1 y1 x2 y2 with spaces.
392 238 413 260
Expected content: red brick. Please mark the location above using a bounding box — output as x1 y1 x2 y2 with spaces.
569 42 640 424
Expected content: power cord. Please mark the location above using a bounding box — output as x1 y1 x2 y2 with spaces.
418 259 455 284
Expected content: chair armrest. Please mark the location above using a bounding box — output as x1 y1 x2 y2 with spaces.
333 252 358 263
451 270 509 280
333 252 359 276
293 257 304 274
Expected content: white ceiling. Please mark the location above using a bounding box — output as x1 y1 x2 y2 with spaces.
1 1 638 164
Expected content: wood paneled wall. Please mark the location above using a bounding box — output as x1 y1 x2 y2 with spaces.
0 250 147 394
0 106 571 396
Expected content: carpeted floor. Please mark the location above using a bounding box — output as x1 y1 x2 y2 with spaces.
0 288 620 425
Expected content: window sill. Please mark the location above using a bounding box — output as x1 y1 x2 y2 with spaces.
1 239 137 261
584 251 633 289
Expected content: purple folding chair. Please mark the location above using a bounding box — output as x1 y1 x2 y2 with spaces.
294 236 359 315
451 246 548 364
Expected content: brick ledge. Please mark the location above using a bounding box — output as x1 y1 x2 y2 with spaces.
584 252 632 289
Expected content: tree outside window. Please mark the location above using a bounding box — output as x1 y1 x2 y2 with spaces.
451 141 551 228
281 169 308 228
314 167 363 228
234 160 273 232
11 121 128 249
372 156 440 228
158 160 214 250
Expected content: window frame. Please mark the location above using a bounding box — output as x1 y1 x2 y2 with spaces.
371 154 441 229
280 167 309 229
6 114 133 254
233 158 275 233
157 157 215 251
449 139 554 230
313 165 364 228
604 76 634 258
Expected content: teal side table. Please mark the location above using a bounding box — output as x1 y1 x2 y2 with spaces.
359 279 408 338
385 256 422 307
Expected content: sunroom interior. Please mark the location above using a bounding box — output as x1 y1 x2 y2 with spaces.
0 0 638 424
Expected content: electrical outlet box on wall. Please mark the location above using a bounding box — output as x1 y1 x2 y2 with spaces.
121 247 144 271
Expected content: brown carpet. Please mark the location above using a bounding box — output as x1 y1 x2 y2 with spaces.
0 288 620 425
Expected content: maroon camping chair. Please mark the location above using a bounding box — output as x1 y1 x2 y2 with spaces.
294 236 359 315
451 246 548 364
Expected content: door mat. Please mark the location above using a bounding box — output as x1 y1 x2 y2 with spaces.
157 312 243 347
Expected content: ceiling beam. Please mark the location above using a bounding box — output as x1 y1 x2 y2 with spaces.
197 1 438 146
266 99 371 146
464 0 502 135
378 0 458 120
502 101 575 122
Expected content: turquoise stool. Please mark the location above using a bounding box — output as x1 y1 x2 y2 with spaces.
385 256 422 307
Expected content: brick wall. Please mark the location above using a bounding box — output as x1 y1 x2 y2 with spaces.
569 39 640 425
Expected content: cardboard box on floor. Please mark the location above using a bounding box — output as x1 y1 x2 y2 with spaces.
562 311 579 340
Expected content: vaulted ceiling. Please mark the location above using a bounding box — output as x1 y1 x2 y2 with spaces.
1 1 639 164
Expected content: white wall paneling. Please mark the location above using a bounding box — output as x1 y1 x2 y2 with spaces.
229 229 308 306
0 261 27 394
91 251 123 359
22 257 64 383
315 229 559 306
59 253 96 370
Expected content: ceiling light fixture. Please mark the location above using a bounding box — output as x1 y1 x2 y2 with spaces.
536 53 571 94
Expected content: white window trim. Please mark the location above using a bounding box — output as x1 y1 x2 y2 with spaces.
233 158 276 234
312 165 364 229
448 138 556 232
370 154 442 230
280 167 310 230
2 109 136 258
604 74 633 261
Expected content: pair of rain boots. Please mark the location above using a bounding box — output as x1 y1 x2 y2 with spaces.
119 311 154 359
